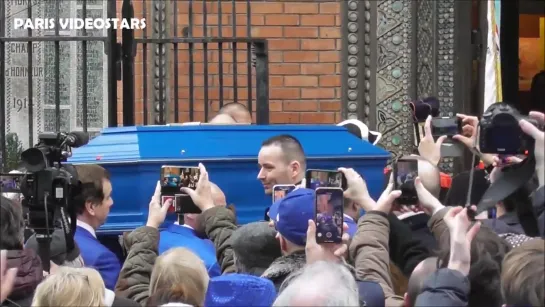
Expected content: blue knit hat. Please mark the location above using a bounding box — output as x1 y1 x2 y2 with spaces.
275 188 315 246
205 273 276 307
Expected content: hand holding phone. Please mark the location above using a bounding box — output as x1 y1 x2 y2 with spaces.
393 159 419 205
160 165 201 214
315 187 344 244
431 117 462 138
306 169 347 190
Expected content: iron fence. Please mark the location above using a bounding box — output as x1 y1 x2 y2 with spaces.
122 0 269 125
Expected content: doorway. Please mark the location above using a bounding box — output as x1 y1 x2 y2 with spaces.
501 0 545 114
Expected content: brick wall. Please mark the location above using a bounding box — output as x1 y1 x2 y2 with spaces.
116 1 342 125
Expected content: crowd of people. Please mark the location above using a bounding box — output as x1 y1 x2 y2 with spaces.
1 102 544 307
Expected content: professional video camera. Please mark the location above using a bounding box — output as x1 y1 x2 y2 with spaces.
479 102 538 155
17 131 88 270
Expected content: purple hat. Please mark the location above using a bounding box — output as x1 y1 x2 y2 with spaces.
205 273 276 307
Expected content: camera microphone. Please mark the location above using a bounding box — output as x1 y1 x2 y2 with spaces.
63 131 89 148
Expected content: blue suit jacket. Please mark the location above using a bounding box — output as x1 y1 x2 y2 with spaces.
159 224 221 277
74 226 121 290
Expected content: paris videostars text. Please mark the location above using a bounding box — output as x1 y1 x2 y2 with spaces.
13 18 146 30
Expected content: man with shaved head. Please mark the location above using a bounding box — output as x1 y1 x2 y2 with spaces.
209 113 237 125
258 135 306 221
158 181 228 277
257 134 306 195
404 257 438 307
212 102 252 124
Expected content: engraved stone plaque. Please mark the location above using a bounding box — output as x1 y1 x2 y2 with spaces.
76 8 105 129
3 0 109 151
3 0 45 148
44 108 70 132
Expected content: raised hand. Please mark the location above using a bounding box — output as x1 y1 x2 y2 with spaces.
180 163 215 212
338 167 373 211
372 181 402 214
452 113 479 149
519 111 544 186
146 181 171 228
418 115 447 166
444 206 481 276
414 177 444 216
305 220 349 265
488 155 524 184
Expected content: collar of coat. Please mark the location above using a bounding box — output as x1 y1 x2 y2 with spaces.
260 250 306 284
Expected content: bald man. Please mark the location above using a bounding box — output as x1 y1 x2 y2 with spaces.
216 102 252 124
209 113 237 125
404 257 438 307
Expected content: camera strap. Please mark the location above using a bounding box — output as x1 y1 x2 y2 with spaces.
36 233 52 273
59 206 77 253
475 154 536 214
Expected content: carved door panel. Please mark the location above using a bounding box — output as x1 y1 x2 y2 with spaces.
341 0 473 168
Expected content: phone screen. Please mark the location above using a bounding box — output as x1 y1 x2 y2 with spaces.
306 169 344 190
272 185 296 203
394 159 418 204
431 118 460 137
160 166 201 214
0 174 23 193
315 187 344 244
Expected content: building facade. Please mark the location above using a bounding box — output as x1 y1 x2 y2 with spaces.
2 0 474 166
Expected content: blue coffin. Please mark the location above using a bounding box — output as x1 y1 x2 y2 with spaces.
69 125 390 235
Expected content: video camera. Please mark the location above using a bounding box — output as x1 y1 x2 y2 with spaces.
479 102 538 155
8 131 88 271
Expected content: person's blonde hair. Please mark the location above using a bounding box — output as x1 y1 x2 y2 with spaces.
501 238 545 307
31 267 105 307
149 248 209 307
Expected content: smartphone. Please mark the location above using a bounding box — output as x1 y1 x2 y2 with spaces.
272 184 296 203
315 187 344 244
306 169 346 190
393 159 418 205
431 117 461 138
160 166 201 214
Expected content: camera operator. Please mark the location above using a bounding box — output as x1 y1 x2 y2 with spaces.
0 196 43 307
72 164 121 290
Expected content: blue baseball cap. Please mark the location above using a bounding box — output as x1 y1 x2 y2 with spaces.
205 273 276 307
268 186 305 222
275 188 315 246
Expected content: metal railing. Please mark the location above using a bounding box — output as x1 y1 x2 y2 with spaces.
121 0 269 126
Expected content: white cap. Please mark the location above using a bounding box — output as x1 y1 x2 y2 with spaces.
337 119 382 145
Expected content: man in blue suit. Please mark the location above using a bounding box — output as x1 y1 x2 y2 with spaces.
158 182 224 277
73 165 121 290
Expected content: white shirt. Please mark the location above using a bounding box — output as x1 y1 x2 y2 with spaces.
344 214 354 222
173 221 194 230
397 211 425 220
76 219 97 239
